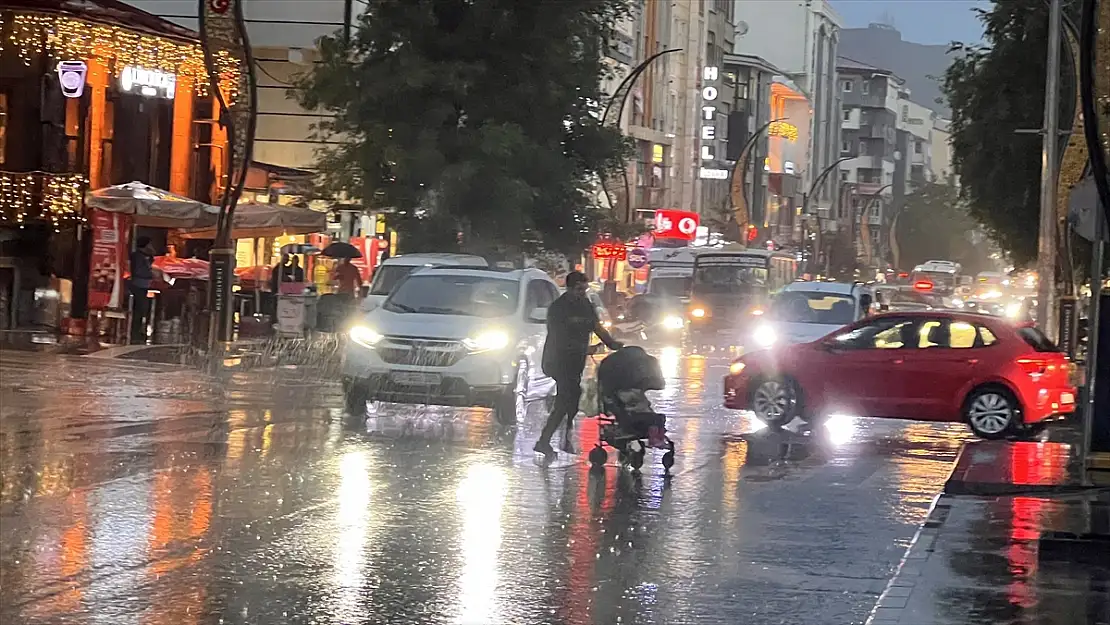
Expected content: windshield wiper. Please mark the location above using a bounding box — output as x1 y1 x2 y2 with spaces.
417 306 472 315
386 302 416 313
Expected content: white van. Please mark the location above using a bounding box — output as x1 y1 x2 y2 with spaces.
361 253 488 311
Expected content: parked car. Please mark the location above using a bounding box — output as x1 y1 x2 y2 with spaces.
360 253 488 312
724 311 1076 439
344 267 558 424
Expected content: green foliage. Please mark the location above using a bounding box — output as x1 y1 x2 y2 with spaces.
894 182 993 274
294 0 633 256
943 0 1078 266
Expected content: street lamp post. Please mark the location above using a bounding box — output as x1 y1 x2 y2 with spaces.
727 118 786 241
199 0 258 357
1036 0 1064 338
801 156 853 274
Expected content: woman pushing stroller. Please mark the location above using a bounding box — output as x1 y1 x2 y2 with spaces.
533 272 623 460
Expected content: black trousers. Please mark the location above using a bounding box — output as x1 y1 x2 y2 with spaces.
539 374 582 445
129 286 151 344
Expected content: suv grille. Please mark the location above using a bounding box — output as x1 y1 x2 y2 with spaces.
377 337 467 367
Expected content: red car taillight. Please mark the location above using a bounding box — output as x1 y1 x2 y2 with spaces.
1016 358 1049 376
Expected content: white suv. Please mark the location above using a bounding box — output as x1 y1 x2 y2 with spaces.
343 267 559 424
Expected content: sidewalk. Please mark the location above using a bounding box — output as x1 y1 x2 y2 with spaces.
868 438 1110 625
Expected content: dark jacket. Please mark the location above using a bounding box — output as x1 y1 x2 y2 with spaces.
541 291 601 381
129 250 154 290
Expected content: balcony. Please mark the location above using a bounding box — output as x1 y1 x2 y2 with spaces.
0 171 87 227
862 124 896 143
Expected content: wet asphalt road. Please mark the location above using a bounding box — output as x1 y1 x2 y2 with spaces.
0 346 973 625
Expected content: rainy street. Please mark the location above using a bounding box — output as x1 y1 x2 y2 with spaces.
0 347 971 625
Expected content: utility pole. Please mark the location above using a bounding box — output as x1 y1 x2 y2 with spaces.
1036 0 1064 338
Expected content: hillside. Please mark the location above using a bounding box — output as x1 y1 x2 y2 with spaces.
839 23 956 115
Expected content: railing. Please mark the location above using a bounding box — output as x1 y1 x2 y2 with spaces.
0 171 87 228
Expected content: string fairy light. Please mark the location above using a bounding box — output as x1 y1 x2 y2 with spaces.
1 12 240 100
0 171 87 229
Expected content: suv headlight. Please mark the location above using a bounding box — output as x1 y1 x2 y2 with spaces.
463 330 510 353
350 325 383 348
752 325 777 348
663 315 684 330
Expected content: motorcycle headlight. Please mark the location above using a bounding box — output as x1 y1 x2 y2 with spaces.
350 325 383 348
663 315 684 330
752 325 777 348
463 330 510 353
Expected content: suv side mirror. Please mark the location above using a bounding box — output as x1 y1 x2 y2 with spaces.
528 307 548 323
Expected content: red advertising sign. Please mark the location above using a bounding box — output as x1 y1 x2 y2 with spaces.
654 209 699 240
88 209 130 310
592 242 628 261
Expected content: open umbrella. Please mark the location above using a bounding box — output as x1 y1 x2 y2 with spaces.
321 241 362 259
86 182 218 228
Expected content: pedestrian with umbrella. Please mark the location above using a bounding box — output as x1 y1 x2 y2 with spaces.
322 241 364 328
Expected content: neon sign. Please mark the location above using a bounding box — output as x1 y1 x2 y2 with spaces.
700 66 719 162
592 242 628 261
120 66 176 99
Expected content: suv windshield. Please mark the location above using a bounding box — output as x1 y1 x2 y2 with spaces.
384 274 519 317
772 292 857 325
369 265 418 295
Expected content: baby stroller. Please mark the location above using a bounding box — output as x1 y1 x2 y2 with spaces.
587 346 677 474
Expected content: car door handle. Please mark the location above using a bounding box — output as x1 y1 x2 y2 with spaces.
891 358 905 365
966 358 979 365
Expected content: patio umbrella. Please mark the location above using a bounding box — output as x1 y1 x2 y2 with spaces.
86 182 219 228
178 203 328 240
321 241 362 259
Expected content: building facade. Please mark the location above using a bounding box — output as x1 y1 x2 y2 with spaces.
732 0 843 213
0 0 219 329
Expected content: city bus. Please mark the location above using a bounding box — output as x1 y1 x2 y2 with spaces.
687 249 798 335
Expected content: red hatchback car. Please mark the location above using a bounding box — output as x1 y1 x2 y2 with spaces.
723 311 1076 439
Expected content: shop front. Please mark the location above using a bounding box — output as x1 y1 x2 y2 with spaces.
0 0 236 334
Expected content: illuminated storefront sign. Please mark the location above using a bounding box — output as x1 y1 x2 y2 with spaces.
700 66 719 161
654 209 699 241
56 61 87 98
768 121 798 142
119 65 176 99
699 167 729 180
592 242 628 261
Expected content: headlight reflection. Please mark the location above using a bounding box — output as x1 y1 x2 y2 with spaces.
456 463 507 624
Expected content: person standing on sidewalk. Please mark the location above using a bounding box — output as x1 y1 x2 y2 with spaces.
128 236 162 344
534 271 622 459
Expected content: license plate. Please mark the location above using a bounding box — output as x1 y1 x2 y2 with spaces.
391 371 441 386
1060 392 1075 404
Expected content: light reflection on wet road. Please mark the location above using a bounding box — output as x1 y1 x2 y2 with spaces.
0 348 971 625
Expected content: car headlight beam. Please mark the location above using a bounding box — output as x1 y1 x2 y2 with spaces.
663 315 684 330
350 325 383 348
751 325 777 348
463 330 510 353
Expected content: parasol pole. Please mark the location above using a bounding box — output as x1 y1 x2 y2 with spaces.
254 237 262 314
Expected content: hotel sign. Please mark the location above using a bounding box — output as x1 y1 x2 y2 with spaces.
700 66 719 162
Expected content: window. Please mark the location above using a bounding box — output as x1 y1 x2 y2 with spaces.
841 140 851 154
842 80 853 92
858 139 867 155
914 319 989 349
840 170 849 182
915 139 924 154
979 326 998 346
831 318 915 350
861 81 870 95
525 279 558 316
843 108 851 122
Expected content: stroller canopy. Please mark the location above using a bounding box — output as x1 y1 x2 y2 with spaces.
597 346 665 395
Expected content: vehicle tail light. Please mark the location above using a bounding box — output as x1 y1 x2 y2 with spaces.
914 280 934 291
1016 358 1050 376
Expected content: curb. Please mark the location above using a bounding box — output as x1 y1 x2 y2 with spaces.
942 440 1084 497
865 493 954 625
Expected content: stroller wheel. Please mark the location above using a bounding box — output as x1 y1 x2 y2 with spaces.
662 450 675 471
588 446 607 469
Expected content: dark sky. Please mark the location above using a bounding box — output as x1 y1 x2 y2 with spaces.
831 0 988 45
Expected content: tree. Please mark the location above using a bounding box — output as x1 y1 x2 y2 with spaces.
294 0 633 257
893 182 993 274
943 0 1079 266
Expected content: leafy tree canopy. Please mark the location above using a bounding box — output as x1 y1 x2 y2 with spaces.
943 0 1078 266
893 182 994 275
295 0 633 256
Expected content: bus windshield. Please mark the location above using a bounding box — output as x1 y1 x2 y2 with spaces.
692 264 768 294
648 276 691 299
